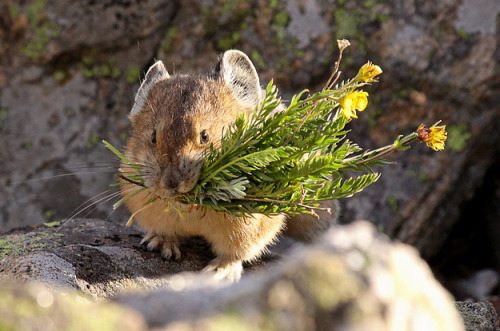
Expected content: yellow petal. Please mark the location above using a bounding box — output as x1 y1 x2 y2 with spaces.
339 91 369 120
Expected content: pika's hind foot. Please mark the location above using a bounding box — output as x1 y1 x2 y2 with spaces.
203 257 243 282
140 232 181 260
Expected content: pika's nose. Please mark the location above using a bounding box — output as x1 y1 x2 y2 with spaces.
162 167 181 192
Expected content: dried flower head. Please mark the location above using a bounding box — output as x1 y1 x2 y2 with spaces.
339 91 369 120
337 39 351 52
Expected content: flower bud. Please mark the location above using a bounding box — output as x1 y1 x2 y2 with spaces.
356 61 383 82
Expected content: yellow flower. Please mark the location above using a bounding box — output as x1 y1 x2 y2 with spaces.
356 61 383 82
339 91 369 120
417 124 447 151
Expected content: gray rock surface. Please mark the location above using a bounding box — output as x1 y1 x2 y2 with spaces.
0 218 213 299
456 301 500 331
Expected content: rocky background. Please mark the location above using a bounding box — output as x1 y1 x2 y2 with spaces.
1 0 500 327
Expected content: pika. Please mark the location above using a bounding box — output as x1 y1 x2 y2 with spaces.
121 50 339 281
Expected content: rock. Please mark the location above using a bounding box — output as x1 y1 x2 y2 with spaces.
117 221 465 330
456 301 500 331
0 219 212 299
0 218 465 330
0 0 179 230
0 282 147 331
1 0 499 266
1 0 500 311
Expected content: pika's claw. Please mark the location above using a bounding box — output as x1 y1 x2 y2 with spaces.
139 231 156 246
140 233 181 260
203 257 243 282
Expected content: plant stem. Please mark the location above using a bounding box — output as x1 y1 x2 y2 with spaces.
177 194 331 214
343 133 419 166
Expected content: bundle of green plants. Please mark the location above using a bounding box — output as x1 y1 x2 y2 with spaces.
105 40 447 220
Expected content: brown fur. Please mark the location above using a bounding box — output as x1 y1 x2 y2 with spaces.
121 50 338 281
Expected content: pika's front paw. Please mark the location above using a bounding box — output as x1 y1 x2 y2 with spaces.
140 232 181 260
203 257 243 282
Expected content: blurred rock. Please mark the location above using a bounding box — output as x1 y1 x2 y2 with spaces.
0 282 147 331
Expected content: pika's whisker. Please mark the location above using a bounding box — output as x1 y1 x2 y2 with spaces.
11 172 114 185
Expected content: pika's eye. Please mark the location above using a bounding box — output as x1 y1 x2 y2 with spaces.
200 130 209 144
151 129 157 144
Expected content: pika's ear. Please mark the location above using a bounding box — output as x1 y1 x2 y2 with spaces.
215 50 261 107
131 61 170 117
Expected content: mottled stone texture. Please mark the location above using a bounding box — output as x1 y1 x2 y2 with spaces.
0 0 499 294
456 301 500 331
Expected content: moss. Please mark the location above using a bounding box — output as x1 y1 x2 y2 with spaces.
20 0 60 60
406 169 417 178
376 13 389 23
362 0 381 10
217 32 241 50
250 50 267 70
119 131 129 142
52 69 66 82
271 25 287 46
200 6 215 34
270 8 290 47
8 3 21 18
220 0 248 18
43 209 54 221
456 28 469 40
64 107 75 116
0 286 144 330
200 1 254 52
161 26 179 52
331 3 388 54
206 311 258 331
80 55 121 80
43 221 60 228
86 134 100 148
418 173 429 183
0 232 63 259
273 10 289 27
0 108 9 126
334 8 359 39
126 66 141 84
274 57 290 71
404 169 428 183
304 253 359 310
386 197 398 213
0 291 43 319
446 123 471 153
239 21 249 30
394 88 411 99
0 321 17 331
364 107 382 127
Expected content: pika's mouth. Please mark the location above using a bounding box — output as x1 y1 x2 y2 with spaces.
153 190 190 206
154 188 177 200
